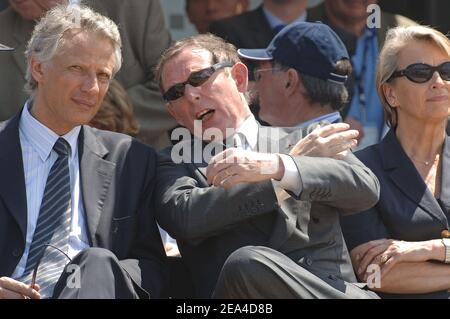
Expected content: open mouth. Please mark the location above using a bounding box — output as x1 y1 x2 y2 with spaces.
196 109 215 121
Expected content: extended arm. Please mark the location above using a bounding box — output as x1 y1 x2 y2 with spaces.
155 149 279 244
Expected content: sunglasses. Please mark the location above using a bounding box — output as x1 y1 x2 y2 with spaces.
30 244 72 296
163 62 234 102
389 61 450 83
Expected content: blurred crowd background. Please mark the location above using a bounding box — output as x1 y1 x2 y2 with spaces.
0 1 446 40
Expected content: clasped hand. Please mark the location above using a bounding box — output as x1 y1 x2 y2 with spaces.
351 239 436 282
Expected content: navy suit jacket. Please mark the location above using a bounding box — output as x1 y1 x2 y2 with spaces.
0 112 167 298
341 129 450 298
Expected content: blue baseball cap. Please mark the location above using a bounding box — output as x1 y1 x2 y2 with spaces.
238 22 349 84
0 43 13 51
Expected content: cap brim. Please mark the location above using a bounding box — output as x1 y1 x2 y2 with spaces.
0 43 13 51
237 48 273 61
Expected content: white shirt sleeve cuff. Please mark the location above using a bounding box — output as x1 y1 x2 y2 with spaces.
272 154 302 197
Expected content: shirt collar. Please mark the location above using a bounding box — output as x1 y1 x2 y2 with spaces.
235 114 259 150
296 112 342 129
19 100 81 162
262 6 307 30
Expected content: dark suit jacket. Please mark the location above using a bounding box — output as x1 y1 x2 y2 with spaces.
208 5 274 51
156 125 380 298
0 0 176 149
0 113 167 298
208 4 357 50
341 129 450 298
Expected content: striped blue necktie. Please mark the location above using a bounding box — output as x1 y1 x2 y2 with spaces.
20 137 72 298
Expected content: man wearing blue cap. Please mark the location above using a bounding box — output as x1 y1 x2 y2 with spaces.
210 22 381 298
238 21 353 135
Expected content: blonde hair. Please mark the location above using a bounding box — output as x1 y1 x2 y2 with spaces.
377 25 450 128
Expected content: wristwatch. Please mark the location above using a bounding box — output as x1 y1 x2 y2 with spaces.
441 238 450 263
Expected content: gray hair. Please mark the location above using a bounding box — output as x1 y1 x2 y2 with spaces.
377 25 450 128
274 59 352 111
25 4 122 95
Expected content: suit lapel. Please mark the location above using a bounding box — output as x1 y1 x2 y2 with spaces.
436 135 450 224
381 131 447 228
189 158 209 188
0 114 27 241
258 126 302 248
78 127 115 246
183 138 209 187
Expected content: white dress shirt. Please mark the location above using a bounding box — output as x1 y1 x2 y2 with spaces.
12 102 90 279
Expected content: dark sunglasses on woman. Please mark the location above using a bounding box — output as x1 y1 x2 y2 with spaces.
163 61 234 102
389 61 450 83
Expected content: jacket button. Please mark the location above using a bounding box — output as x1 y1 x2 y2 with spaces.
12 249 21 257
305 257 313 266
273 203 280 210
328 275 338 281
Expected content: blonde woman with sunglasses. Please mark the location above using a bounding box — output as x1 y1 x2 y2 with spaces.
341 25 450 299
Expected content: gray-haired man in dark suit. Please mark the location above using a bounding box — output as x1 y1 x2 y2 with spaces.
0 5 165 299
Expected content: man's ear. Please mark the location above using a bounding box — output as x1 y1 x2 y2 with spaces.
382 83 398 107
30 56 45 85
285 68 299 96
230 62 248 93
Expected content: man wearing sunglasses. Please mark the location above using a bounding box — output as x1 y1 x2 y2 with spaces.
154 29 380 298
